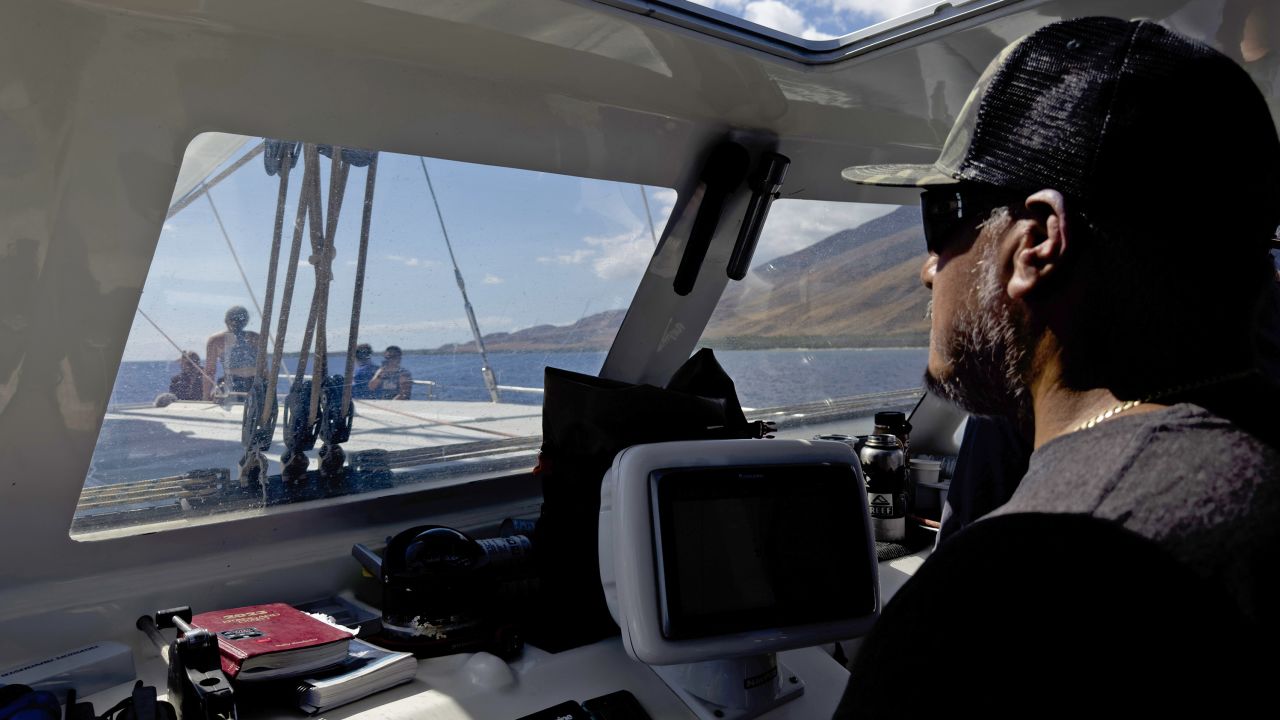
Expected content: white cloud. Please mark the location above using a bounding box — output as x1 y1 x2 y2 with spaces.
386 254 434 268
537 249 595 265
690 0 927 38
822 0 930 23
752 200 899 263
482 274 504 285
584 228 655 281
535 223 656 280
542 198 889 283
745 1 811 36
161 222 177 233
688 0 749 11
649 187 678 218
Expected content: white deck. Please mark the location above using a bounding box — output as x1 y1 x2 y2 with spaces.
88 399 544 487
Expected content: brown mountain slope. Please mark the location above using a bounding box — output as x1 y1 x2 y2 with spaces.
704 206 930 346
430 309 626 353
429 206 931 352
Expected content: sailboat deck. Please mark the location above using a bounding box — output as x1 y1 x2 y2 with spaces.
88 399 543 488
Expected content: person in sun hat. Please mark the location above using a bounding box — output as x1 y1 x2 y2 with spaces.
833 16 1279 717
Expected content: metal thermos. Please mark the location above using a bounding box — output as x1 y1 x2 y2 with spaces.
859 434 907 542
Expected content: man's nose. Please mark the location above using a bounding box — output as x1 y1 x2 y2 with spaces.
920 254 937 290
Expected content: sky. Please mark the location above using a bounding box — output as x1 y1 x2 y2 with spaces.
123 1 919 362
686 0 938 40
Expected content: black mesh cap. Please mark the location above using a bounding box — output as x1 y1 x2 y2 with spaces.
844 16 1280 242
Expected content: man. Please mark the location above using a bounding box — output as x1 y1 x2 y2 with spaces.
367 345 413 400
835 17 1279 715
203 306 261 400
351 343 379 399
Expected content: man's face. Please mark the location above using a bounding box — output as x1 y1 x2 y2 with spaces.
384 353 401 368
920 202 1032 421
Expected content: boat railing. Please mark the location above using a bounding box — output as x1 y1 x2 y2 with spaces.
493 384 543 395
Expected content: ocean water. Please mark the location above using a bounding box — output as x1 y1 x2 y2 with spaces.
111 347 929 410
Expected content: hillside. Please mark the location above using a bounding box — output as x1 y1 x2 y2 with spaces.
430 309 627 353
430 206 930 352
703 206 930 346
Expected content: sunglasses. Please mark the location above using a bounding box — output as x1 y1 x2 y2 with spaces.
920 187 1019 254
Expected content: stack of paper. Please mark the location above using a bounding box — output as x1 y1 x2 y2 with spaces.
296 639 418 714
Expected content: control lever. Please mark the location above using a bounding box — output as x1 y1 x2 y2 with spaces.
673 142 750 296
727 152 790 281
136 608 237 720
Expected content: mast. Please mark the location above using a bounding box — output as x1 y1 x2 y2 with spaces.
418 157 501 403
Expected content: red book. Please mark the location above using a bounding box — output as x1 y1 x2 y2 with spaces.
191 603 354 681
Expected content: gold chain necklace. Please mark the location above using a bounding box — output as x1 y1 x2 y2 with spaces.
1072 370 1254 433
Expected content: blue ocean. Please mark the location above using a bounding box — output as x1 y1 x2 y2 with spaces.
110 348 929 410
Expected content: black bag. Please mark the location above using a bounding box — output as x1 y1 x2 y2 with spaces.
528 349 770 652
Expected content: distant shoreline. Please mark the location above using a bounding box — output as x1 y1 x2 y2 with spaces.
124 345 931 363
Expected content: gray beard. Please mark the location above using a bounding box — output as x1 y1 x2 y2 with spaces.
924 227 1033 426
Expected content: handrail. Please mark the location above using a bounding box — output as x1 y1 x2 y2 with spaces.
495 385 543 395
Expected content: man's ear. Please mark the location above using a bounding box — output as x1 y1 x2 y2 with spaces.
1007 189 1069 301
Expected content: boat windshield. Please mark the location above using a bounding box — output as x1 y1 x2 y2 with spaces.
73 133 674 537
705 198 928 424
72 135 929 538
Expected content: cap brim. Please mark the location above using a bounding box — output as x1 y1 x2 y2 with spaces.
841 163 961 188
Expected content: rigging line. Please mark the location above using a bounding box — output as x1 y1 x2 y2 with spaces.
342 152 378 418
135 307 219 390
204 186 263 320
293 147 324 385
166 142 266 220
640 185 658 247
254 155 293 381
253 157 293 429
417 156 501 403
272 146 318 398
291 146 350 390
307 150 352 427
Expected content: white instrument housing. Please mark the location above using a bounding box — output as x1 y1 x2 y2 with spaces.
599 439 880 667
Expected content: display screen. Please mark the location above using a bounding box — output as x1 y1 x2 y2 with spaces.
651 463 875 639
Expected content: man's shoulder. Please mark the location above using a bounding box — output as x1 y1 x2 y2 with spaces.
993 403 1279 596
835 513 1258 717
1025 403 1277 481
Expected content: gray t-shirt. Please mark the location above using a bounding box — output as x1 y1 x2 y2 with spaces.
988 403 1279 626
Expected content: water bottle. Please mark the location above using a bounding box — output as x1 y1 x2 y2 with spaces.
859 434 907 542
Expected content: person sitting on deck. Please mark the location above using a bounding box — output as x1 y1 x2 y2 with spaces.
203 305 261 400
368 345 413 400
351 343 379 399
168 351 203 401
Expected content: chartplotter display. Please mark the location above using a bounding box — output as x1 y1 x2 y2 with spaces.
651 463 876 639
